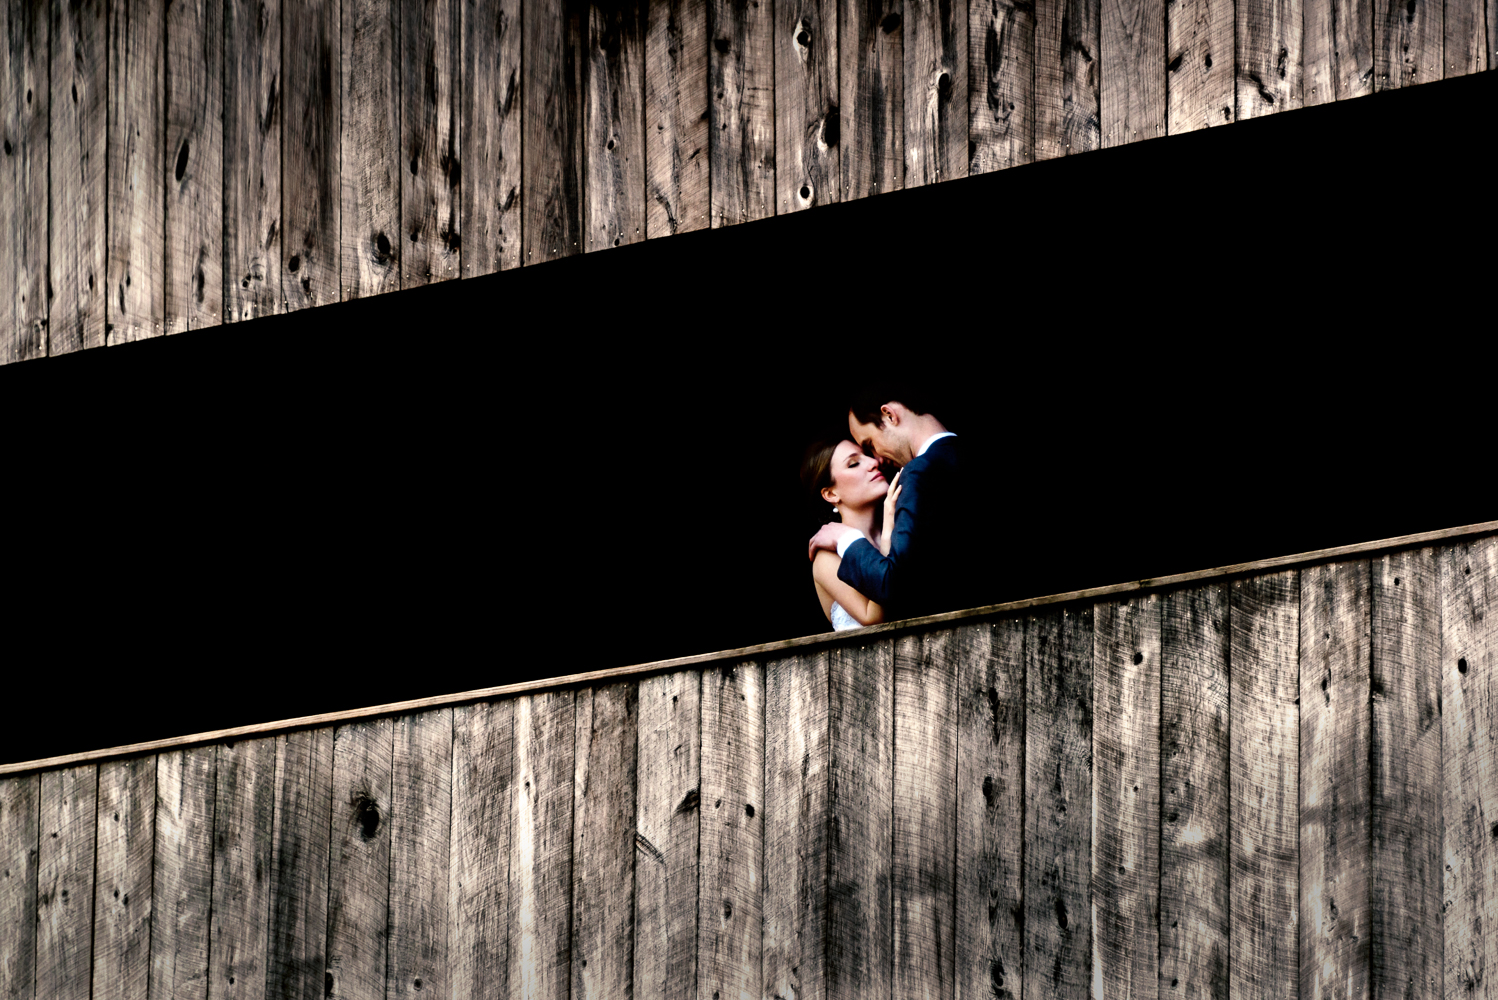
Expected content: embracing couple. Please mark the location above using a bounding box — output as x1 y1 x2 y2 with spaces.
800 383 968 631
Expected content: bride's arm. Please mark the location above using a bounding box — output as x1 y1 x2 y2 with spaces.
812 550 885 626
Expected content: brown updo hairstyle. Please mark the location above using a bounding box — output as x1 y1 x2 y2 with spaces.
799 438 843 521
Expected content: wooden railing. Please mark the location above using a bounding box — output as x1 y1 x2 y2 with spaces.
2 520 1495 999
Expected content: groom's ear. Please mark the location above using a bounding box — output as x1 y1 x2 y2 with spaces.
881 403 900 426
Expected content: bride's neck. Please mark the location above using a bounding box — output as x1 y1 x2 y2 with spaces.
838 502 880 549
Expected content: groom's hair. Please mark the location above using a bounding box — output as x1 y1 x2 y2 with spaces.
848 381 937 427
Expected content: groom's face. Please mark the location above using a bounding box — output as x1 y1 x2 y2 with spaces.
848 408 906 469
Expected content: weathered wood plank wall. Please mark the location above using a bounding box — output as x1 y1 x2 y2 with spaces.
5 0 1491 361
3 533 1497 999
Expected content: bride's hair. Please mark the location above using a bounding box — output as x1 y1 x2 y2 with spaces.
800 438 841 516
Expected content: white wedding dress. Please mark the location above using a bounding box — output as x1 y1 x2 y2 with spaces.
830 601 861 631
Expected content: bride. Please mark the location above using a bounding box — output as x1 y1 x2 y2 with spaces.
799 439 902 630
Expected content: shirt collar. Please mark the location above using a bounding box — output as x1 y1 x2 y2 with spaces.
916 431 956 457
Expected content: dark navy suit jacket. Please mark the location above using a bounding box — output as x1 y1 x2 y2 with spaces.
836 434 967 621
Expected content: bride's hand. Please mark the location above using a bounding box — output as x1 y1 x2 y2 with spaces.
880 470 902 556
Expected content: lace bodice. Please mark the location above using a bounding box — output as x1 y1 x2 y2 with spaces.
830 601 861 631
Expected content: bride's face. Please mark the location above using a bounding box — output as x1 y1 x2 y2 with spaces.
823 440 889 510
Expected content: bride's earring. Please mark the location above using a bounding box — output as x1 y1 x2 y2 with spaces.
832 507 839 514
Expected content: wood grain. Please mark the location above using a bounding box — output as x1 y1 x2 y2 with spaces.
892 629 956 999
1023 607 1092 1000
708 0 774 226
325 719 394 1000
461 0 522 273
1442 536 1498 997
697 662 763 1000
341 0 401 298
450 700 513 1000
50 0 108 353
633 670 700 1000
1303 0 1371 105
163 0 224 332
1093 595 1162 1000
224 0 281 322
954 618 1025 1000
1159 584 1230 1000
827 638 894 1000
570 683 638 1000
776 0 839 212
387 710 452 1000
1371 549 1442 998
1374 0 1440 88
1034 0 1100 157
1442 0 1485 76
208 738 277 1000
1101 0 1165 145
92 757 155 1000
1229 571 1300 1000
0 773 39 1000
281 0 340 310
1166 0 1233 130
762 651 828 1000
149 747 217 1000
1299 559 1370 1000
508 691 576 1000
402 0 461 283
839 0 902 199
2 0 47 362
37 764 97 1000
584 0 646 251
1234 0 1300 117
265 728 335 1000
904 0 967 184
969 0 1034 171
644 0 709 235
105 0 164 344
522 0 585 263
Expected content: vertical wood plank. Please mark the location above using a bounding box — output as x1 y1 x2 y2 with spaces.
1303 0 1372 104
0 773 40 1000
402 0 461 284
92 757 156 1000
163 0 223 333
827 639 894 1000
223 0 281 322
968 0 1034 172
450 700 513 1000
633 671 700 1000
1374 0 1440 87
762 652 828 1000
892 630 957 1000
955 619 1026 1000
2 0 48 363
508 691 577 1000
776 0 838 212
585 0 647 250
1371 549 1442 999
1167 0 1233 130
697 662 764 1000
1101 0 1165 144
341 0 401 298
1230 571 1300 1000
1442 0 1485 75
208 739 277 1000
324 719 394 1000
1159 584 1230 1000
37 764 97 1000
387 710 453 1000
645 0 708 236
1300 560 1371 1000
1234 0 1300 117
904 0 967 184
1022 607 1092 1000
839 0 902 199
281 0 340 310
265 728 335 1000
522 0 585 263
461 0 521 272
105 0 164 344
149 747 217 1000
50 0 108 353
1093 595 1162 1000
708 0 774 227
570 684 638 1000
1442 536 1498 997
1033 0 1100 157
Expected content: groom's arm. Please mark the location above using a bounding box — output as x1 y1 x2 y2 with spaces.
832 460 926 605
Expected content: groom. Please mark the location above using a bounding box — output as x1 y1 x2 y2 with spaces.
807 384 968 621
